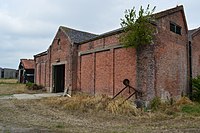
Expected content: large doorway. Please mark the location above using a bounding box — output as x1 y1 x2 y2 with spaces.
53 64 65 92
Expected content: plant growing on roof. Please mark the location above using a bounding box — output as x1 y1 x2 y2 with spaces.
120 4 156 48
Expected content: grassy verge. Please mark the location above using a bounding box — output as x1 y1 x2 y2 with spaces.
0 79 18 84
0 79 46 95
181 104 200 115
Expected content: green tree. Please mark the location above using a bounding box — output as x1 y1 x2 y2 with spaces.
120 5 156 48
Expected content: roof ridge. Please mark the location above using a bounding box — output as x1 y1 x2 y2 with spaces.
154 5 183 19
59 26 98 43
59 26 98 36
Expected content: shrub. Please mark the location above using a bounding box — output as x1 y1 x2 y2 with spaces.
120 5 156 49
26 82 45 90
191 76 200 102
150 97 161 111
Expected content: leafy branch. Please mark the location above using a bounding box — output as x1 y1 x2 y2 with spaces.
120 5 156 48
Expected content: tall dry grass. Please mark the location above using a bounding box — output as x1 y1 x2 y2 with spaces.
43 94 139 116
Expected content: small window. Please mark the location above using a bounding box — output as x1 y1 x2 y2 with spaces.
170 22 182 35
57 38 61 50
57 38 61 45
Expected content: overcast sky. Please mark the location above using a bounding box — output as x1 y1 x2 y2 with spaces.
0 0 199 69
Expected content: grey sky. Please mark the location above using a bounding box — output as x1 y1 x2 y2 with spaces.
0 0 199 69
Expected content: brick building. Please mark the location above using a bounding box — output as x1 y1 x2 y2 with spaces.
189 28 200 78
34 5 192 101
18 59 35 83
34 26 97 92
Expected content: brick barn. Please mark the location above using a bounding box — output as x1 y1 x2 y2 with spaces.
18 59 35 83
34 5 193 101
189 28 200 78
34 26 97 93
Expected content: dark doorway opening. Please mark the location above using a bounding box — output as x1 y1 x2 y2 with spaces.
53 64 65 93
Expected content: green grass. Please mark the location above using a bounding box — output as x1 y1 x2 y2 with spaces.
0 79 18 84
0 79 46 95
0 82 19 84
0 94 13 97
181 104 200 115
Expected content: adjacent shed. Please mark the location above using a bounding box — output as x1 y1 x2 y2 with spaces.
189 28 200 78
3 68 17 79
18 59 35 83
0 68 2 78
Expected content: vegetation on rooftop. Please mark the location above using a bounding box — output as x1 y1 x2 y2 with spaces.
120 4 156 49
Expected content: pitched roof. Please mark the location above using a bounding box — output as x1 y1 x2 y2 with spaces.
60 26 98 44
155 5 188 32
20 59 35 69
154 5 184 18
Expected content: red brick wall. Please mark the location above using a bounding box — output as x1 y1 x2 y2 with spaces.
35 53 48 87
80 54 94 94
49 28 73 92
192 32 200 77
154 11 188 100
78 10 188 100
114 48 136 96
95 51 112 95
35 27 77 93
78 34 137 97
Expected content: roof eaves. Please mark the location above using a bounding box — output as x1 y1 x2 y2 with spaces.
34 51 48 58
190 27 200 39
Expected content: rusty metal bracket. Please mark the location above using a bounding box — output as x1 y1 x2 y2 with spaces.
112 79 143 104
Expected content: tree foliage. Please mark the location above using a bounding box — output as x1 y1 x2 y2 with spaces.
120 5 156 48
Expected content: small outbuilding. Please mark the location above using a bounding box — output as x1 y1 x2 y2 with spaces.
18 59 35 83
0 68 2 78
3 68 17 79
